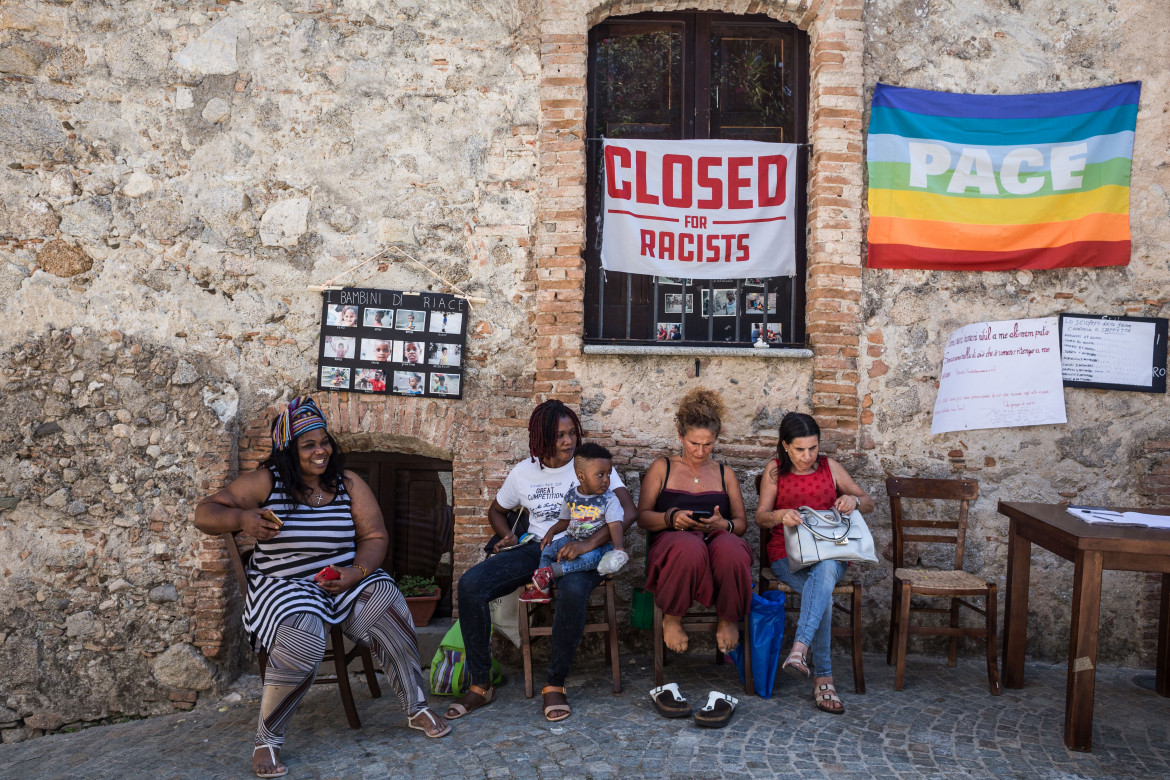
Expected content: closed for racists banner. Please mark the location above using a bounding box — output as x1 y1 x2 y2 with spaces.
601 139 798 280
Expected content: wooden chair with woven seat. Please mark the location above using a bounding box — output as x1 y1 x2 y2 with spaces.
885 476 1001 695
518 575 621 698
222 532 383 728
753 473 865 693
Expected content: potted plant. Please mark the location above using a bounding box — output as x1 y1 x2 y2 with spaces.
397 574 441 627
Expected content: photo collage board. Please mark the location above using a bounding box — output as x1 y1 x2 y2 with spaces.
317 287 468 399
654 277 785 344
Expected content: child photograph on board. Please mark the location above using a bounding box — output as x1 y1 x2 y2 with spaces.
427 343 462 367
364 308 394 328
360 338 394 362
324 336 355 360
429 311 463 334
393 371 425 396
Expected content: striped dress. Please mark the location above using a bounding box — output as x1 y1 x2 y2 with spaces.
243 470 393 652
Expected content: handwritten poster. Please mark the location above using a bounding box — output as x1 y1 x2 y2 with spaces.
932 317 1066 434
1060 314 1168 393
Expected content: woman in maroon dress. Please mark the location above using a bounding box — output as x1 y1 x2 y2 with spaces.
638 388 750 657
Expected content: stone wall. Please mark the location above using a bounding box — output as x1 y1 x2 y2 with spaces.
0 328 236 740
0 0 1166 738
859 0 1170 665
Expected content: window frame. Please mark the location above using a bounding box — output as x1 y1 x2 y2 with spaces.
584 11 809 349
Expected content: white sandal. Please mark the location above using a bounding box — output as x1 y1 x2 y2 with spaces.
407 707 452 738
253 745 288 778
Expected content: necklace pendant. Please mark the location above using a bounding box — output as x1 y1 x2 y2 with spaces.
694 478 700 484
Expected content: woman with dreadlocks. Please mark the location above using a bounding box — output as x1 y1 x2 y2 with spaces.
447 399 637 723
195 396 449 778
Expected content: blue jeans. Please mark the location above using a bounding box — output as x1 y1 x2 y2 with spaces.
771 557 848 678
540 536 612 575
457 544 602 687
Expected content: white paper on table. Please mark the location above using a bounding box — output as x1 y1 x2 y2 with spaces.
931 317 1066 435
1067 506 1170 530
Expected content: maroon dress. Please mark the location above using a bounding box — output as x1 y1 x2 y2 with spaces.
644 459 752 622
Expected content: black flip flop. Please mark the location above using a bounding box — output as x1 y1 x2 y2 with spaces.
649 683 692 718
694 691 738 729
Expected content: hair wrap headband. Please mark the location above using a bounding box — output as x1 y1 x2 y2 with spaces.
271 396 328 451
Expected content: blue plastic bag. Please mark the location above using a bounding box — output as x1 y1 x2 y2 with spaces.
729 589 787 698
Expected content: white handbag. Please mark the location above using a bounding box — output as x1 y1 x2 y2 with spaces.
783 505 878 573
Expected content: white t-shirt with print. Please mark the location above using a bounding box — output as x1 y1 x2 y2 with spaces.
495 457 626 540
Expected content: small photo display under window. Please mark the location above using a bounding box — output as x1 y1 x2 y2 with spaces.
746 293 766 313
713 289 737 317
664 293 684 314
749 323 781 343
657 322 682 341
364 308 394 328
318 287 468 399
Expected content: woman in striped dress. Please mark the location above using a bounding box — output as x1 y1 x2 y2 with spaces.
195 397 449 778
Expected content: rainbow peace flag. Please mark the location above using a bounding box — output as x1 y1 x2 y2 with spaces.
867 82 1139 271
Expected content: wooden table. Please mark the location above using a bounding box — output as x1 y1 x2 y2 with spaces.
997 501 1170 752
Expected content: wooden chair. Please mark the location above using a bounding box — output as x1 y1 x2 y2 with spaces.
754 473 865 693
518 576 621 698
885 476 1001 695
222 532 383 728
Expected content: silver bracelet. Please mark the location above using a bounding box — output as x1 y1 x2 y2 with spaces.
726 519 734 533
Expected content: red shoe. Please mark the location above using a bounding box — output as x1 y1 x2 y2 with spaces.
531 566 553 591
519 584 551 604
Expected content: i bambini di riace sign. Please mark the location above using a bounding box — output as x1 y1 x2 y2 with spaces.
600 139 798 280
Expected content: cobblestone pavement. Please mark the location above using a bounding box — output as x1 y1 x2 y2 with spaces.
2 653 1169 779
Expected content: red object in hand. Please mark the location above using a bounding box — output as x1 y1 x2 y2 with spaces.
314 566 341 583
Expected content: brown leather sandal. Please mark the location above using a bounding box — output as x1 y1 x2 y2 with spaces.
541 685 571 722
445 684 494 719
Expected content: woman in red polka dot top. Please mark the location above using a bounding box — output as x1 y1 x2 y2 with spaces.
755 412 873 715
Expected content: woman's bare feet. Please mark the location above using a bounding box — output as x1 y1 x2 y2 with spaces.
662 613 689 652
715 618 740 654
253 745 287 778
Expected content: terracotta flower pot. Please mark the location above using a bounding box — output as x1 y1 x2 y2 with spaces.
404 588 441 627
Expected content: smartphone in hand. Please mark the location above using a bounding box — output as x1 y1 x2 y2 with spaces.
690 509 713 521
314 566 340 583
